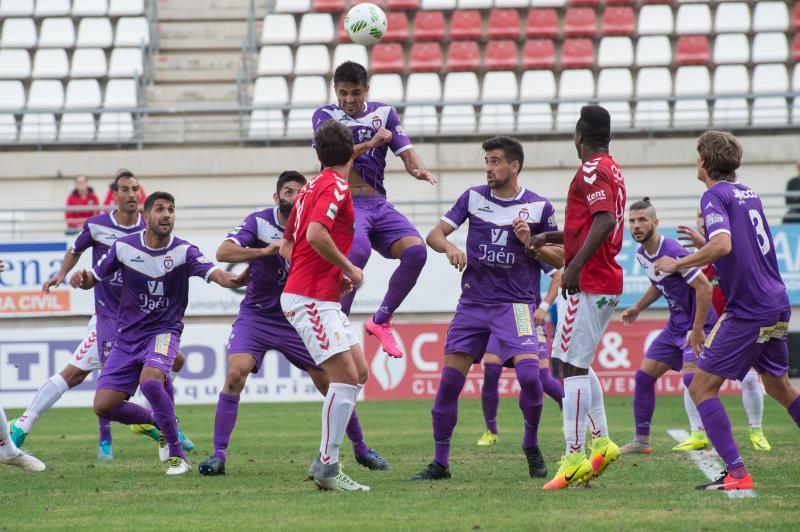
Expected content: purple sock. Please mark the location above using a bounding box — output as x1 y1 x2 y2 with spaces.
212 392 240 462
697 397 745 472
98 417 112 443
340 236 371 316
788 395 800 427
347 409 370 456
431 366 466 467
106 401 154 425
373 245 426 325
515 358 543 449
481 363 502 434
164 376 175 403
633 369 658 438
539 367 564 410
141 379 184 459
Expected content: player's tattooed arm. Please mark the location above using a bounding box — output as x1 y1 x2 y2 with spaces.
216 239 279 264
307 222 364 288
69 269 97 290
399 149 437 185
42 249 82 292
654 233 732 274
426 220 467 272
208 267 249 289
621 285 661 326
687 272 713 355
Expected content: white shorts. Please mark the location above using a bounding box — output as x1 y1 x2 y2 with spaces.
280 293 359 366
552 292 619 369
68 315 101 372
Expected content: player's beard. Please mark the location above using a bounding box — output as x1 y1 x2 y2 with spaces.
635 227 655 244
279 200 293 219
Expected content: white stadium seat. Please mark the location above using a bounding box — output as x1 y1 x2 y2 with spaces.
635 36 671 67
0 0 34 16
248 110 285 139
32 48 69 78
72 0 108 16
712 98 749 128
291 76 327 105
286 108 314 139
675 66 710 96
274 0 310 12
635 68 671 129
714 3 750 33
109 47 143 77
676 4 711 35
65 79 102 108
559 69 594 99
713 34 749 64
104 78 137 107
673 67 710 128
793 99 800 125
59 112 96 140
97 111 133 140
77 17 114 47
38 18 75 48
0 81 26 109
495 0 529 6
673 100 709 128
71 48 107 77
0 50 32 79
332 44 368 72
752 1 789 32
600 101 632 129
406 73 442 102
1 18 37 48
443 72 479 103
253 76 289 105
35 0 70 17
482 71 518 102
598 37 634 68
27 79 64 109
294 45 330 75
753 64 789 93
298 13 334 44
258 46 293 76
19 112 56 141
261 15 297 45
597 68 633 99
478 103 515 134
422 0 456 8
713 65 749 95
751 97 788 126
403 106 439 135
0 114 17 141
369 73 404 102
108 0 144 16
637 6 673 35
440 104 476 134
114 17 149 47
794 64 800 92
517 103 554 132
556 102 590 131
521 71 556 100
751 33 788 63
458 0 492 7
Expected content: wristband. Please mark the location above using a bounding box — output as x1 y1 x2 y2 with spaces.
538 301 550 312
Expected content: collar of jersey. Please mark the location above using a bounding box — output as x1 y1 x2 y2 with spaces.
490 186 526 202
139 232 174 252
109 210 142 229
642 234 665 259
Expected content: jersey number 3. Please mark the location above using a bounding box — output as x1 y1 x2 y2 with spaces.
749 209 770 255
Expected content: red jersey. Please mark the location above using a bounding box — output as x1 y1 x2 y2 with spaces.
702 264 727 316
283 168 355 302
564 153 626 294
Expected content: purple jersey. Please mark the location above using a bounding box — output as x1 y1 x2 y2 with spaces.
71 211 145 318
91 233 218 349
701 181 789 319
225 207 287 314
442 185 558 304
636 235 718 332
312 101 412 197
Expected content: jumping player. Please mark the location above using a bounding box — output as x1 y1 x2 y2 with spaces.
312 61 437 358
654 131 800 491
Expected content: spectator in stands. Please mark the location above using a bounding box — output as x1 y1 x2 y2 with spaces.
784 161 800 224
102 169 146 209
65 175 100 235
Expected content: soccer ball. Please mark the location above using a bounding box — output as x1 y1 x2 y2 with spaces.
344 3 388 46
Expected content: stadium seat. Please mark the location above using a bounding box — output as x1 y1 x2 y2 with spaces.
496 0 529 6
601 7 634 36
369 73 403 102
713 34 749 64
675 36 709 65
28 80 64 109
559 69 594 100
521 70 556 100
72 0 108 16
634 104 670 129
403 105 438 135
291 76 327 105
97 111 133 141
104 78 137 107
76 17 113 47
753 64 789 93
248 110 285 139
712 98 749 128
676 4 711 35
0 114 17 141
65 79 102 108
450 10 482 40
635 35 671 66
108 0 143 16
351 0 385 6
257 45 293 76
386 0 419 9
108 47 143 77
751 33 788 63
440 104 476 134
753 1 788 32
673 100 709 129
59 112 95 140
414 11 446 41
794 34 800 63
560 39 594 68
0 0 33 16
713 64 749 95
523 40 555 69
478 103 515 134
518 69 555 131
443 72 479 105
262 15 297 45
636 67 671 97
484 40 518 71
531 0 565 7
598 36 633 67
752 97 788 126
294 45 331 76
598 101 631 129
563 8 596 37
332 44 368 71
114 17 149 47
526 9 559 39
597 68 632 99
794 64 800 92
36 0 70 16
0 50 31 79
1 18 37 48
635 67 671 129
71 48 107 79
0 81 26 109
447 41 480 71
556 101 589 130
371 43 404 73
488 9 521 39
409 42 442 72
675 66 710 97
337 14 351 42
32 48 69 78
605 0 633 4
637 5 673 35
714 3 750 33
421 0 455 8
483 71 518 101
406 72 442 102
517 102 554 132
384 11 409 42
19 113 57 141
253 76 289 105
457 0 491 10
274 0 310 12
38 18 75 47
299 13 334 44
312 0 344 11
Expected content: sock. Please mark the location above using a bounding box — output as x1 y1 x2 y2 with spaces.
563 375 591 454
212 392 240 462
140 380 184 459
372 245 427 325
788 395 800 427
346 409 369 456
481 363 502 434
0 406 20 457
164 376 175 404
339 236 371 316
18 374 70 433
515 358 543 449
633 369 658 439
740 371 764 428
105 401 155 425
98 417 112 443
683 372 704 432
135 390 152 410
540 367 564 410
587 368 609 439
320 383 359 465
697 397 745 473
431 366 466 467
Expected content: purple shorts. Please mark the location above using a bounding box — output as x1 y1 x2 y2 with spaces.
227 310 319 372
698 310 791 381
354 195 422 258
97 331 180 397
645 325 712 371
486 324 549 360
96 314 116 364
445 300 540 367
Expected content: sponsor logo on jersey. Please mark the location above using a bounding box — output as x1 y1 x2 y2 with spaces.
705 213 724 226
586 190 606 205
513 303 534 336
326 202 338 220
490 228 508 247
131 255 145 263
733 189 758 201
477 205 494 213
147 280 164 296
154 333 171 355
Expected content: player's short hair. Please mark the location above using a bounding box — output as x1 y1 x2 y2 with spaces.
276 170 307 193
629 197 656 217
144 191 175 212
314 120 354 168
333 61 368 87
697 130 741 182
482 136 524 171
112 169 137 190
576 105 611 146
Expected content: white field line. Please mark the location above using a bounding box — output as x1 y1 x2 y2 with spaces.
667 429 756 499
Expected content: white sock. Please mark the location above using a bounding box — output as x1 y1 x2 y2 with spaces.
683 387 704 432
741 371 764 428
563 375 592 454
320 383 358 465
586 368 609 439
0 405 20 457
18 374 70 433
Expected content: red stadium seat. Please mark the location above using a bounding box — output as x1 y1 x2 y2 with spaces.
792 34 800 62
386 0 419 9
640 0 672 4
604 0 634 5
414 11 446 41
312 0 346 11
560 38 594 68
675 35 710 65
384 11 409 42
793 2 800 32
523 39 556 69
526 9 559 39
563 8 597 37
371 43 405 73
450 10 482 40
447 41 480 71
602 7 634 36
488 9 521 40
409 42 442 72
484 40 518 71
351 0 385 6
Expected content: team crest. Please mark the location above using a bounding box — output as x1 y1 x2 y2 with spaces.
518 207 530 221
163 256 174 270
372 116 381 129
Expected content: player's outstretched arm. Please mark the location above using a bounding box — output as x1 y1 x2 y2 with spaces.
208 267 249 289
536 245 565 269
687 272 713 355
216 239 279 264
654 233 731 274
69 269 97 290
426 220 466 271
534 270 562 325
621 285 661 327
42 250 81 292
399 149 437 185
307 222 363 287
677 225 707 249
561 212 614 295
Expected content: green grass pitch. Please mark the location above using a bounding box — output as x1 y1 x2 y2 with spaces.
3 395 799 531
